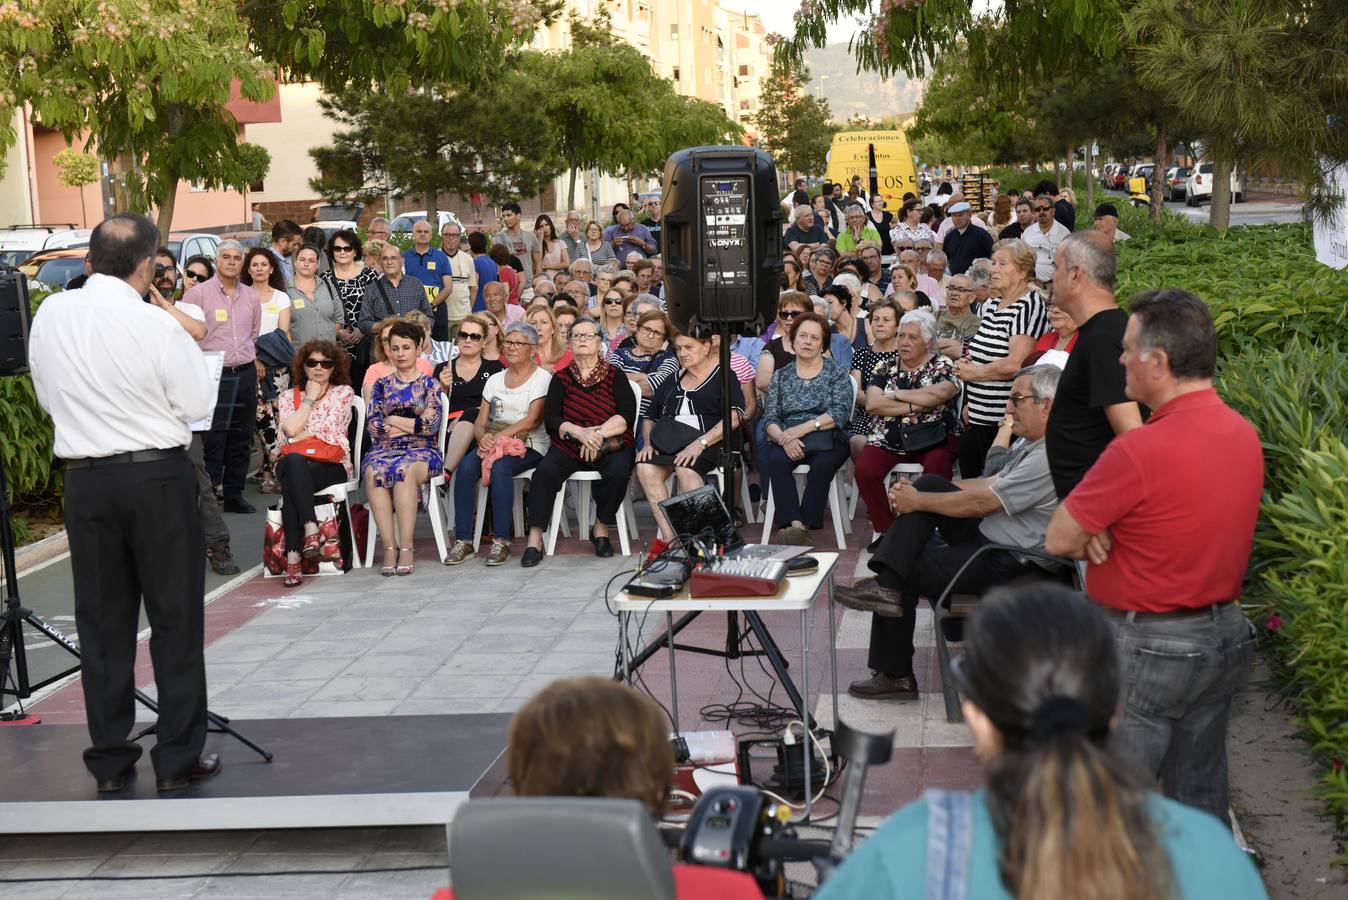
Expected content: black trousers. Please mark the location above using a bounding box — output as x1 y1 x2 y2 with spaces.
276 454 348 552
865 475 1035 678
203 364 257 500
526 446 635 532
64 454 208 781
955 422 1000 479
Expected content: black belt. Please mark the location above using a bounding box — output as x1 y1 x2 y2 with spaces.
65 448 185 470
224 362 256 373
1105 600 1236 622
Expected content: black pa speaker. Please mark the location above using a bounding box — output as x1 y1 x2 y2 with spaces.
0 270 30 377
661 146 782 336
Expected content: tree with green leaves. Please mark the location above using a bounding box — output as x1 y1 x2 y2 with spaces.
753 54 838 177
52 148 100 227
309 76 563 224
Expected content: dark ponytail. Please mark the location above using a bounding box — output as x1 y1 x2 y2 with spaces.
960 584 1174 900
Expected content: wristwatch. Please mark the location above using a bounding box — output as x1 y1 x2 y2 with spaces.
813 418 821 431
698 437 709 448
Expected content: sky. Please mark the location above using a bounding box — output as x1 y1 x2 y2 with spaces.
718 0 866 45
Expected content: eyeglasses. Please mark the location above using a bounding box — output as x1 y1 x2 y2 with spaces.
570 332 600 342
1008 393 1036 406
637 325 666 340
456 331 484 342
332 244 354 253
184 270 207 281
380 256 402 263
304 358 336 369
948 286 975 294
503 340 535 349
604 297 624 306
1033 205 1052 212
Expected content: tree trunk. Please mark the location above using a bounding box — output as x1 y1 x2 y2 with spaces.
1210 157 1234 231
154 173 179 240
567 167 578 211
78 185 87 228
1065 148 1072 191
425 181 439 232
1085 140 1095 212
1150 122 1170 222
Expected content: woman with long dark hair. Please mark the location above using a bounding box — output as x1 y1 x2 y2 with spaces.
535 214 570 278
817 584 1265 900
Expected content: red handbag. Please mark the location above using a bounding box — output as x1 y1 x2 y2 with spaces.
279 389 345 464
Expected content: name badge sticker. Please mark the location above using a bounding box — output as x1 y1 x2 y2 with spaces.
215 309 228 322
292 299 305 309
427 261 437 270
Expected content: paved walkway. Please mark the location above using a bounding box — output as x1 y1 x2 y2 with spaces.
3 497 996 897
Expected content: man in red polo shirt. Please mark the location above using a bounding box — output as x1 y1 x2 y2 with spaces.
1046 288 1262 827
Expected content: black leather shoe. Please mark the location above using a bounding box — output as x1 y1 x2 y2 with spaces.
156 753 221 792
96 768 136 793
520 546 543 568
848 672 919 701
591 536 614 558
222 497 256 514
833 578 905 617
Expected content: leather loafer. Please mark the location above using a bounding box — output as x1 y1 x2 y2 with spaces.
156 753 221 792
833 578 905 617
96 768 136 793
591 536 614 558
222 497 257 514
848 672 919 701
520 546 543 568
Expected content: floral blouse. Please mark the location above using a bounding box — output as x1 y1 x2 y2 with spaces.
866 352 958 452
277 384 355 478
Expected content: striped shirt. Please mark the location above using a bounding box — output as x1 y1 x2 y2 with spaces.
964 290 1050 425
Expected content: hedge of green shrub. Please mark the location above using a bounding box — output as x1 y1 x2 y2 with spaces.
1114 206 1348 852
1 287 60 538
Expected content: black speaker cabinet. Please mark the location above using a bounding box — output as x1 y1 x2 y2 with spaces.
0 270 30 376
661 146 782 336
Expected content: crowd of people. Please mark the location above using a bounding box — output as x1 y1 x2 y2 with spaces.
32 171 1266 893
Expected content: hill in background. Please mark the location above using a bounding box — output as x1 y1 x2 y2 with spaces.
802 42 925 122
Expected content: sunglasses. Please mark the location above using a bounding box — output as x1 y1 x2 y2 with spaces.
604 297 624 306
779 310 803 320
457 331 484 342
1034 206 1052 212
184 270 207 281
304 358 336 369
332 244 354 252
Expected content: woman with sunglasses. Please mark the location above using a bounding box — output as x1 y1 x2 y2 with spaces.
435 312 505 487
275 340 354 587
445 322 551 567
526 303 572 373
596 288 629 349
287 243 341 344
754 291 814 397
321 229 379 384
520 319 637 566
364 320 444 576
816 584 1265 900
182 255 214 292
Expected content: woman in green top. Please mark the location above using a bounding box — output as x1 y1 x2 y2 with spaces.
835 203 882 254
816 583 1267 900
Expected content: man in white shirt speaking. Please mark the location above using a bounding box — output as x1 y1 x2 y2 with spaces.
30 214 223 794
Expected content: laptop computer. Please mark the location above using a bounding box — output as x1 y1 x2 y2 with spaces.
659 485 808 562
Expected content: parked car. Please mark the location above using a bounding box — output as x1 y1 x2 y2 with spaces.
167 231 221 264
19 248 89 290
1184 163 1245 206
309 201 364 223
1166 166 1191 202
1110 164 1132 191
310 220 358 245
1099 163 1120 188
218 230 267 249
390 211 463 234
0 224 89 268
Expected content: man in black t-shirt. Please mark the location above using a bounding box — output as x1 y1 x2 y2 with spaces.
1044 232 1143 498
998 197 1034 240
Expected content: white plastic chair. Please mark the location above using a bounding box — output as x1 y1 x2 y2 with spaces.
363 391 451 566
759 461 850 550
549 378 641 556
314 393 365 568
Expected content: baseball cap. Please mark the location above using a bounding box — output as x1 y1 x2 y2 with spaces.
1093 202 1120 219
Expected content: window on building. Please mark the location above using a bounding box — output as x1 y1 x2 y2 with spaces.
739 100 751 111
738 65 750 77
670 24 679 39
250 180 265 193
672 66 680 82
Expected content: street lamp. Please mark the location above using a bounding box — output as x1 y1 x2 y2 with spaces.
816 74 829 98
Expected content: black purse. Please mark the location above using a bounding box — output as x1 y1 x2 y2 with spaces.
800 429 836 454
895 419 948 454
649 419 704 455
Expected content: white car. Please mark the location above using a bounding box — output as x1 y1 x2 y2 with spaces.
390 211 463 234
0 224 90 268
1184 163 1245 206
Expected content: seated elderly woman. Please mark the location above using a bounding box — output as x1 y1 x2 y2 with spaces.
444 322 552 567
275 340 355 587
520 319 637 567
757 311 854 546
854 310 959 535
1031 299 1079 356
482 279 523 327
636 330 745 542
610 309 677 423
364 320 444 577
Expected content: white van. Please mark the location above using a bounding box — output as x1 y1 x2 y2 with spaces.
0 224 90 268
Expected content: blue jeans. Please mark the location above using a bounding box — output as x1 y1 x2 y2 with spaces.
1107 601 1254 826
453 447 542 540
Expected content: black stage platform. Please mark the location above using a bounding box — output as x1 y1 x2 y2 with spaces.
0 714 511 834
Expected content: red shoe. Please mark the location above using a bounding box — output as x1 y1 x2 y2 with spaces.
301 532 322 559
283 561 303 587
317 518 341 560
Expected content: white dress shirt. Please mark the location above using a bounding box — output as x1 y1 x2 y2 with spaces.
1021 218 1073 282
30 273 216 459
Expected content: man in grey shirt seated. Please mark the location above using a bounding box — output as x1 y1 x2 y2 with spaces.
839 364 1063 701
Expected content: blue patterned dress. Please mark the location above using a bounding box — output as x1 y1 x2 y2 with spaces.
363 373 444 487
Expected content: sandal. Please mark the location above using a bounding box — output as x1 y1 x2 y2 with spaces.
260 478 281 494
380 547 398 577
301 531 322 559
283 560 303 588
396 547 415 576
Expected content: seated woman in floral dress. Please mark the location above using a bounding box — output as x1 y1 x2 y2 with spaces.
364 320 443 576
